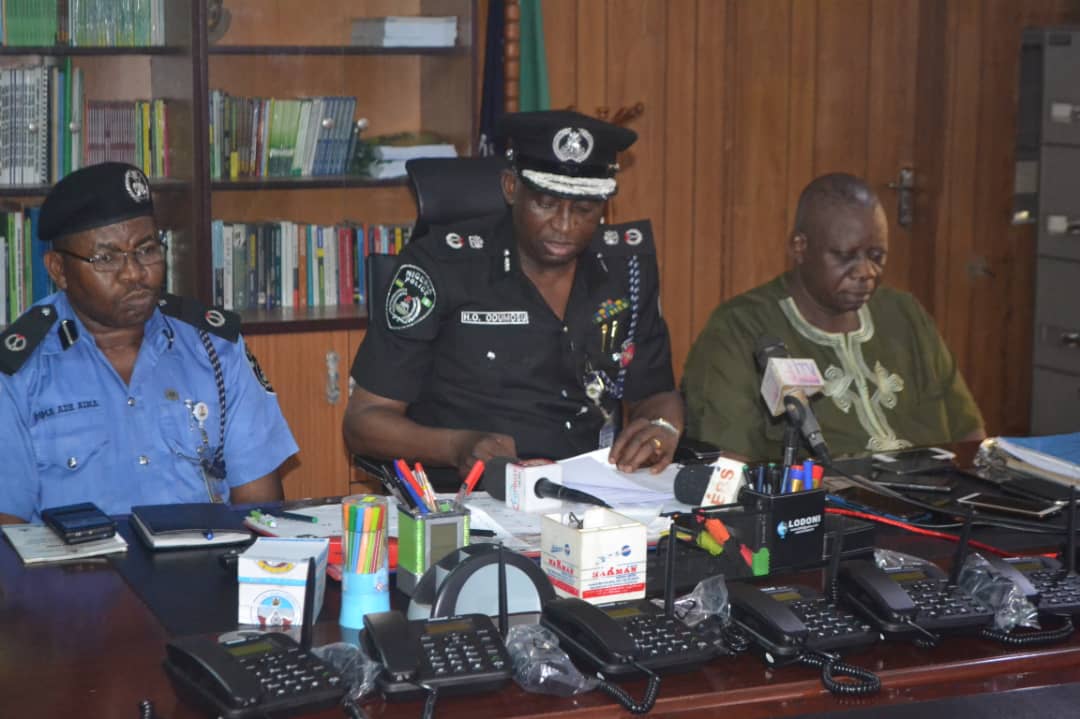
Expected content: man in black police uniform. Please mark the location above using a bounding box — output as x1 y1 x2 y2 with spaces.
343 110 684 489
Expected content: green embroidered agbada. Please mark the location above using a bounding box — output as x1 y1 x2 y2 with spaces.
681 274 984 462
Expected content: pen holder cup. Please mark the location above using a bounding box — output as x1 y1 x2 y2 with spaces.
396 503 470 597
339 566 391 629
339 495 391 629
736 488 827 575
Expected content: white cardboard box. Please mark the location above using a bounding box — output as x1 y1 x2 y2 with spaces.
238 538 329 627
541 508 647 604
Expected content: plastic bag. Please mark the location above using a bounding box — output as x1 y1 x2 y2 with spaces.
654 574 731 628
313 637 382 703
957 554 1040 631
504 624 598 696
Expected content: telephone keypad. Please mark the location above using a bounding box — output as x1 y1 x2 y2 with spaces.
902 580 993 629
419 627 508 677
236 646 342 698
1027 570 1080 613
789 598 872 649
623 614 715 658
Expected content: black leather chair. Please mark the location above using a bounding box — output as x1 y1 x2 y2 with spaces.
364 156 509 310
355 156 510 491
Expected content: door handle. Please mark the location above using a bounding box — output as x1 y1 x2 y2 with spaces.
887 167 915 229
326 351 340 405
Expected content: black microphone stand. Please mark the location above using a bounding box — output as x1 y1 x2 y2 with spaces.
781 423 800 470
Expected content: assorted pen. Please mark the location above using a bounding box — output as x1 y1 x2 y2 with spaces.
342 496 387 574
386 457 483 515
744 459 825 495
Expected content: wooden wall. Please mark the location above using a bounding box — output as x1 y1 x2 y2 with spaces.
531 0 1080 436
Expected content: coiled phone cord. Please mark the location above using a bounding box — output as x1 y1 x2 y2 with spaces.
595 663 661 715
798 652 881 697
981 613 1074 647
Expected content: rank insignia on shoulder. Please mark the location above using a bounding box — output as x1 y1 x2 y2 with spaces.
157 293 240 342
591 219 654 254
245 345 275 393
0 304 58 375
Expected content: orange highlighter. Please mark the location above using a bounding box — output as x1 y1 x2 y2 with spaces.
454 460 486 509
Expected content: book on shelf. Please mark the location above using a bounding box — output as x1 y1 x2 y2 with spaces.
129 503 252 550
1 0 166 48
350 16 458 47
2 523 128 565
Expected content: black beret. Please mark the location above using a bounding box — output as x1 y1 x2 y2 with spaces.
39 162 154 242
497 110 637 200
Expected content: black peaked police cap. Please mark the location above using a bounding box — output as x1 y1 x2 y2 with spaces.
498 110 637 201
39 162 155 243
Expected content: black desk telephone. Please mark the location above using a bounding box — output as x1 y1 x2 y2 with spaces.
981 553 1080 614
362 610 513 701
163 631 345 719
839 558 994 639
540 596 728 677
726 581 877 664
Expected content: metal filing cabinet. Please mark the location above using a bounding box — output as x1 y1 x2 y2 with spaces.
1029 28 1080 433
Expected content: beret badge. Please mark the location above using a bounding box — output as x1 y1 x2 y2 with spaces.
552 127 594 164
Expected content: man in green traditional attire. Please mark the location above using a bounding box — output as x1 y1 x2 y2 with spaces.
682 173 985 463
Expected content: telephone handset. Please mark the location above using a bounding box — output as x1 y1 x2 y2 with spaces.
163 631 345 719
839 558 994 638
726 581 877 663
362 610 513 701
540 596 727 677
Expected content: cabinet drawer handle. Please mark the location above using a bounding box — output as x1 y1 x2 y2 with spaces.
1062 332 1080 348
326 351 340 404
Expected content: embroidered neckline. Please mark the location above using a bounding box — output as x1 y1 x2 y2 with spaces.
778 295 910 452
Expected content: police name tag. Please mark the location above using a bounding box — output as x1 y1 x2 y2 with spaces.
460 311 530 325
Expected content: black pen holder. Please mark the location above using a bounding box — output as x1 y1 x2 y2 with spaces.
736 488 827 574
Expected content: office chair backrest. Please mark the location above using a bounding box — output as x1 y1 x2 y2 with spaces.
405 156 509 237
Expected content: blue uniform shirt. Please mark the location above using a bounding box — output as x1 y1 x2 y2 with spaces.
0 292 299 521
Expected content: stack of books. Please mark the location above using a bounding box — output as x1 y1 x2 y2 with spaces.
349 16 457 48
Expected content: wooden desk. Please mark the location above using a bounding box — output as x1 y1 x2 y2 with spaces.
4 516 1080 717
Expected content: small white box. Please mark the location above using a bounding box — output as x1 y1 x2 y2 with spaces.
238 538 329 627
541 508 647 604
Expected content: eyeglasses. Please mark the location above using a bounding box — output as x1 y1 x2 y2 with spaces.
56 234 167 273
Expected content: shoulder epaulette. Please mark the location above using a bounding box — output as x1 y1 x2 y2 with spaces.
157 293 240 342
0 304 58 375
590 219 656 255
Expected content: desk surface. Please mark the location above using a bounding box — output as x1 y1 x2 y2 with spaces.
6 469 1080 717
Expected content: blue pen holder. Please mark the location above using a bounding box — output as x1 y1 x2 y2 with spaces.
339 565 391 630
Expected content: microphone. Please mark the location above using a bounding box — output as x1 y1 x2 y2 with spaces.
754 336 832 464
483 458 610 511
673 457 747 506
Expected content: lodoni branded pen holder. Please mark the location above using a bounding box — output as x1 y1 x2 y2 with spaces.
396 504 470 597
738 488 826 574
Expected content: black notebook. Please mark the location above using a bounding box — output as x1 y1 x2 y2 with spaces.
130 503 252 550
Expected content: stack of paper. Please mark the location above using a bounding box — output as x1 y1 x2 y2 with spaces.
992 433 1080 485
2 524 128 565
350 16 458 47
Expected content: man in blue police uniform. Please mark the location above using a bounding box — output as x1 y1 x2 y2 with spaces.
0 162 299 523
344 110 684 489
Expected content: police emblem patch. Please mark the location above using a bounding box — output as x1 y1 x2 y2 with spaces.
124 168 150 203
467 234 484 249
386 264 436 330
624 228 643 246
552 127 594 163
245 345 275 393
446 232 464 249
603 229 619 246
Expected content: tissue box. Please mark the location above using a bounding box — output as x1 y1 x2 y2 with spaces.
541 508 647 604
238 537 329 627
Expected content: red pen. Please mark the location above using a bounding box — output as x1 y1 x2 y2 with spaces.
454 460 486 509
395 458 430 510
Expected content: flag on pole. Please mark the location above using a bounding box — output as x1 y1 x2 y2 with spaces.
518 0 550 112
